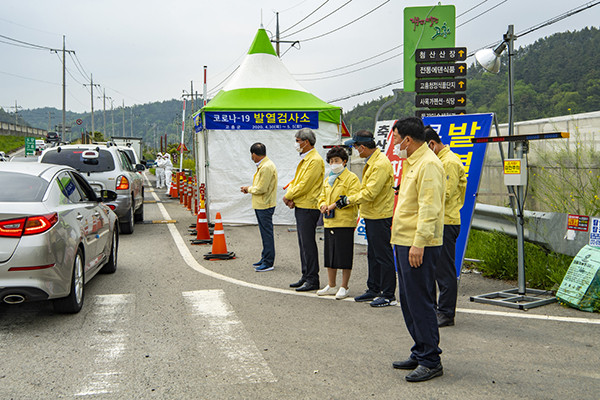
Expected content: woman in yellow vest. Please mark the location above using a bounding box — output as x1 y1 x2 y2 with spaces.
317 146 361 299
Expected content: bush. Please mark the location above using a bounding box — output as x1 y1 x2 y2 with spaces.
465 229 573 290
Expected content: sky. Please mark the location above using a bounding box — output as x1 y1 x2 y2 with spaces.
1 0 599 116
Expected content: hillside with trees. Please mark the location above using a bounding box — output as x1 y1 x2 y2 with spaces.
344 27 600 132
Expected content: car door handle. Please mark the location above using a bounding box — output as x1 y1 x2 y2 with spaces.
94 212 100 217
76 214 83 221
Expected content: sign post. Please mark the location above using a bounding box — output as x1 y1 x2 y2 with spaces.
24 137 36 156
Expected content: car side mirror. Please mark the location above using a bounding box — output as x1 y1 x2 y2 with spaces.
135 164 145 171
100 190 118 202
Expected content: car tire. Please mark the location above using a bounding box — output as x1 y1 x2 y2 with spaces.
134 192 144 223
120 205 135 234
53 248 85 314
100 227 118 274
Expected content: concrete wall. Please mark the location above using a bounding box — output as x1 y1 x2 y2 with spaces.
0 122 47 137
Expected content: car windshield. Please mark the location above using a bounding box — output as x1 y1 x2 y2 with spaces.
41 149 115 173
0 172 49 202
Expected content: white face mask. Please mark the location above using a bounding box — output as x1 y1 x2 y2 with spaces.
330 163 344 174
294 141 303 153
394 137 408 159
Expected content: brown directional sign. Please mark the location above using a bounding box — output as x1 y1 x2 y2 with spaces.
416 63 467 78
415 47 467 63
415 78 467 93
415 93 467 108
415 110 466 118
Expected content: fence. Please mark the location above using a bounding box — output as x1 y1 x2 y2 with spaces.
0 122 46 137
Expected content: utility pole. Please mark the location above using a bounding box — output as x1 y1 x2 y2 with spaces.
102 89 107 138
49 36 74 140
276 12 280 57
109 98 115 137
130 105 133 137
84 74 100 139
122 100 125 136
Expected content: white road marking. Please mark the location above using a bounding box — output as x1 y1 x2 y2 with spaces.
144 177 600 326
75 294 134 397
182 289 277 384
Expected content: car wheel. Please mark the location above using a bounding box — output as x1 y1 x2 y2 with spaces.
100 227 118 274
120 205 135 234
53 248 85 314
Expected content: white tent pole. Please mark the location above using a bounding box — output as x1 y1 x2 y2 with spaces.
202 66 210 222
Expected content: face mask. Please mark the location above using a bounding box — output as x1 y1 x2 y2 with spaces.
294 141 303 153
394 137 408 159
330 163 344 174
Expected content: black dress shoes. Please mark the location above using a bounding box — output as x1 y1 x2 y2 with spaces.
295 282 318 292
392 358 419 370
405 363 443 382
289 279 306 288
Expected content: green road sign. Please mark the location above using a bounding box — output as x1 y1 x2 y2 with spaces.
25 137 36 156
404 5 456 92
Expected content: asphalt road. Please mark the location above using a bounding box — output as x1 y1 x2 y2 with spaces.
1 173 599 399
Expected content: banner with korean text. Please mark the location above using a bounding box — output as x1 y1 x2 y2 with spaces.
422 113 493 278
361 114 493 277
204 111 318 130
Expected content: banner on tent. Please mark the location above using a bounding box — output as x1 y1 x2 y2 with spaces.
204 111 318 130
193 111 203 133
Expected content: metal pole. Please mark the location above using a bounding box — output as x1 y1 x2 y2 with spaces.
110 99 115 137
179 100 186 171
375 89 401 126
130 106 133 137
90 74 95 137
275 12 280 57
62 35 66 141
122 100 125 136
103 89 106 138
505 24 526 295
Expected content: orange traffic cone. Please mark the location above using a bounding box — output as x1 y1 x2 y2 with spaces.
203 212 235 260
186 179 192 211
191 201 212 245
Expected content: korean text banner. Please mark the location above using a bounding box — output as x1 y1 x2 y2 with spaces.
422 113 493 278
204 111 318 130
193 111 203 133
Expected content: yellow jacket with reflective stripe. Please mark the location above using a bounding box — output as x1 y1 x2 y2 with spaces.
248 157 278 210
285 149 324 209
437 147 467 225
318 168 361 228
347 149 395 219
391 143 445 248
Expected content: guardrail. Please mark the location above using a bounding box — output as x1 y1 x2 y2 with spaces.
0 122 46 137
472 203 594 257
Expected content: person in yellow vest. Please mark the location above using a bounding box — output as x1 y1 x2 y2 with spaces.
338 130 397 307
424 126 467 327
241 142 278 272
283 128 325 292
316 146 361 299
390 117 445 382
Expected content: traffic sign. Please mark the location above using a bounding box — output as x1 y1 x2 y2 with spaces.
415 110 466 118
76 119 83 125
415 47 467 63
416 63 466 78
416 93 466 108
25 137 36 156
177 143 189 152
415 78 467 93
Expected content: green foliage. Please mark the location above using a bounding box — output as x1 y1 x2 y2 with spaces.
0 108 30 126
465 229 574 290
343 27 600 132
0 135 27 153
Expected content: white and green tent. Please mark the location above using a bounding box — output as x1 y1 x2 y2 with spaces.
197 28 342 224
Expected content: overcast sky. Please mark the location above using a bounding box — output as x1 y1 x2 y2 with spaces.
1 0 599 116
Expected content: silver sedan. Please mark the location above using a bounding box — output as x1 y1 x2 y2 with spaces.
0 162 119 313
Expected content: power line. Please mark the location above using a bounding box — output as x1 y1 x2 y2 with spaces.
0 38 48 51
457 0 508 28
457 0 491 18
296 0 391 42
281 0 353 39
0 69 59 85
0 33 55 51
280 0 332 35
71 51 90 80
298 51 402 82
68 52 90 81
328 78 403 103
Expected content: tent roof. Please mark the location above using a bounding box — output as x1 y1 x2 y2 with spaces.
203 28 341 124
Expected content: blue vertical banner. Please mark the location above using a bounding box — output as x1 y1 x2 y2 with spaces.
422 113 493 278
